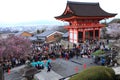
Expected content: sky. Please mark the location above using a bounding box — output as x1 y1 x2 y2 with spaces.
0 0 119 26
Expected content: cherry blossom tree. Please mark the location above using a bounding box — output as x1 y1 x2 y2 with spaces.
0 35 32 60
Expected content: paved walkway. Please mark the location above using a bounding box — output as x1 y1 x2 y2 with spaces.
34 68 63 80
4 65 63 80
5 57 120 80
34 57 96 80
51 57 96 78
112 66 120 75
4 66 24 80
5 57 95 80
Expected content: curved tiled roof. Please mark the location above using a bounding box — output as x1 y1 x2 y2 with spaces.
36 30 56 37
35 30 64 38
62 32 68 37
55 1 117 19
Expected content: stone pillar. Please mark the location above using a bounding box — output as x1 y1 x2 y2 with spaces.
0 67 4 80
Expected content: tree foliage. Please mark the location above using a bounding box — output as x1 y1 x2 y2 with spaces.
92 50 105 56
0 35 32 60
69 66 115 80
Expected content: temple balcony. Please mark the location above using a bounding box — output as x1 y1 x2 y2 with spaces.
64 23 104 29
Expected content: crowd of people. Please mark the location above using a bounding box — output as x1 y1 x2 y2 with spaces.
0 39 118 73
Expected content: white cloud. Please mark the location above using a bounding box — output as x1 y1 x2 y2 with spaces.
0 0 119 24
0 0 67 23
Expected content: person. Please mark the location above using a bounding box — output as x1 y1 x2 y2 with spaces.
101 57 106 66
47 62 51 72
106 39 109 44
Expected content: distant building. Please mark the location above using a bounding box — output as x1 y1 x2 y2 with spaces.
35 30 64 43
0 33 14 39
62 32 69 41
15 31 33 38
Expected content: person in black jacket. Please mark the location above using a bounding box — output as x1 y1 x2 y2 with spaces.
47 62 51 72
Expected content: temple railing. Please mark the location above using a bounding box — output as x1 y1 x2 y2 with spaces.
64 23 104 29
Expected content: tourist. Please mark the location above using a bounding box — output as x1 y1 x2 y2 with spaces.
101 57 106 66
47 62 51 72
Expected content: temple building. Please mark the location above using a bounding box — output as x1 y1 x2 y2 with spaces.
55 1 117 43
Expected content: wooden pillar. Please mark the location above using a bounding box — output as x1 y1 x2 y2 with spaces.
83 29 85 42
68 30 70 41
76 29 78 43
88 31 90 39
69 29 73 43
73 29 74 43
98 29 100 40
93 29 95 40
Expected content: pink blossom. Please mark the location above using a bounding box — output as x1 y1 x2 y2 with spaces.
0 35 32 59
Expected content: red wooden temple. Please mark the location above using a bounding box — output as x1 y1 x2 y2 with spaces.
55 1 117 43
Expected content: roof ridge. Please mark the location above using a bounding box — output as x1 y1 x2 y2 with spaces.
67 1 99 5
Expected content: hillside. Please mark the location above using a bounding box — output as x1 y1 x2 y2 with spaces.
109 18 120 24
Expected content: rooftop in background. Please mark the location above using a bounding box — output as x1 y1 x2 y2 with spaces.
35 30 64 37
36 31 57 37
62 32 68 38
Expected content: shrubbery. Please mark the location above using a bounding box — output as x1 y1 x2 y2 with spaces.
69 66 115 80
92 50 105 56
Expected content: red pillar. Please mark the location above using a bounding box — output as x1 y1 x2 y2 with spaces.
76 29 78 43
93 29 95 40
68 30 70 41
88 31 90 39
83 29 85 42
73 29 74 42
98 29 100 40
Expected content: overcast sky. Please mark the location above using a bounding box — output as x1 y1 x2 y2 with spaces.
0 0 119 26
